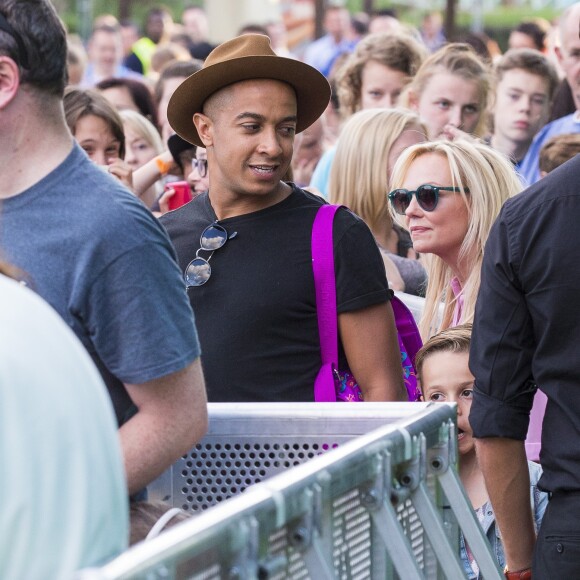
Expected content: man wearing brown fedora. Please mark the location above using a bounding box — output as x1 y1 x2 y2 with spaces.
161 34 406 403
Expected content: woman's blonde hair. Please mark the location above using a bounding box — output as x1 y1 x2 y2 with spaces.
119 109 165 157
402 43 492 138
335 32 427 119
329 108 426 234
390 139 522 338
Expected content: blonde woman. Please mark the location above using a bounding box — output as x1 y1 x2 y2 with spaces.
329 108 428 295
402 43 492 141
389 139 521 337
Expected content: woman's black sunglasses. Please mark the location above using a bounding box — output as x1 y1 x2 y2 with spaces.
388 184 469 215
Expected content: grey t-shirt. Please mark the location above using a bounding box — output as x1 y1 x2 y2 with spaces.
1 144 201 424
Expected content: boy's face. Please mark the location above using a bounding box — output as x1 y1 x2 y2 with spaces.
493 68 551 146
421 351 475 456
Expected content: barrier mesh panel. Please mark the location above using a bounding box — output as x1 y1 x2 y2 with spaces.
172 438 440 578
177 438 342 511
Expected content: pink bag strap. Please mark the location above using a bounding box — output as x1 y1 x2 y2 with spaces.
312 204 340 402
312 204 340 366
312 204 423 402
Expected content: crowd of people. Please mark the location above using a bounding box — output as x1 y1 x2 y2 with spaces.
1 0 580 578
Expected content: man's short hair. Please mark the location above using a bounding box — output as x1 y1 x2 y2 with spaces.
539 133 580 174
0 0 68 96
415 324 472 388
495 48 559 101
90 24 121 38
154 60 203 104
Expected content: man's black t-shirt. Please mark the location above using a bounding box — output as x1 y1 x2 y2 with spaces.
161 185 390 402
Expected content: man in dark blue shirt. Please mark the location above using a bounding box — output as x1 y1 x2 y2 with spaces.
470 154 580 579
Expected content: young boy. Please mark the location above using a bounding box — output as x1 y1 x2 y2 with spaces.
489 48 559 169
538 132 580 177
415 325 547 579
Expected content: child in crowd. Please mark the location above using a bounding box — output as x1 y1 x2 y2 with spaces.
120 109 165 208
63 88 134 192
130 500 191 545
404 43 491 141
539 132 580 176
489 49 559 169
415 325 547 579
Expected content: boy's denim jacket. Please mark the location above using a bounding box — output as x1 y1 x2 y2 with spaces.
460 461 548 579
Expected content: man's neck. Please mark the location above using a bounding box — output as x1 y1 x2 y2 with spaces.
490 132 530 164
208 181 292 221
0 96 74 199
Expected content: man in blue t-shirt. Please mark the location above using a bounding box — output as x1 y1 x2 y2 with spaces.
0 0 207 496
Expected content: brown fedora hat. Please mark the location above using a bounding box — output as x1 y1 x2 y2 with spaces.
167 34 331 147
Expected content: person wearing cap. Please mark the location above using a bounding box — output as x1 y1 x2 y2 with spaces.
0 0 208 497
161 34 406 403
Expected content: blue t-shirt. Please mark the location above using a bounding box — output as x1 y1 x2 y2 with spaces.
1 144 201 424
309 146 335 199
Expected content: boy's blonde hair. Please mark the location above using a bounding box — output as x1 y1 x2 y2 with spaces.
415 324 472 386
390 139 522 338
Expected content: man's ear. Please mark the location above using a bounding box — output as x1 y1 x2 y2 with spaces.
0 56 21 109
193 112 213 147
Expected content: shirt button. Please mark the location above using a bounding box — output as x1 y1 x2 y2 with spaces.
557 543 564 553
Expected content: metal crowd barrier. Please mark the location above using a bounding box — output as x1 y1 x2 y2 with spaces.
79 403 503 579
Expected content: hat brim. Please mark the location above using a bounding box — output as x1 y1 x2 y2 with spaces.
167 55 331 147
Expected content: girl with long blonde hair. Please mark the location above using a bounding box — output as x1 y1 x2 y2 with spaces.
329 108 428 295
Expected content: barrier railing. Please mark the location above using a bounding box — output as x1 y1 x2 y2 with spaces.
79 403 503 579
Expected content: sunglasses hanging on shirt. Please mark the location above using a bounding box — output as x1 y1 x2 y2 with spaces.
184 222 237 287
